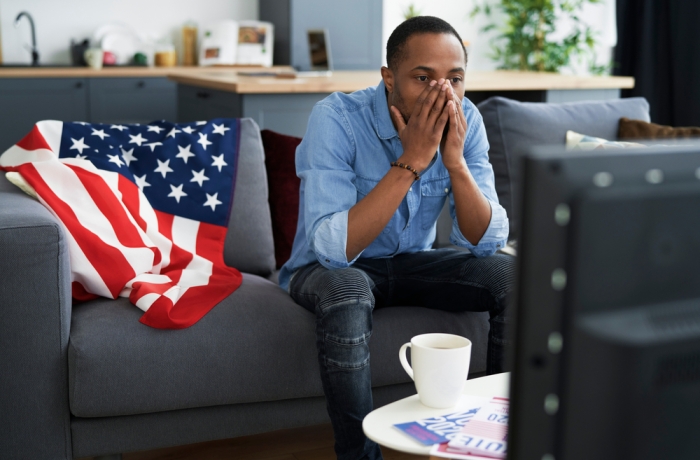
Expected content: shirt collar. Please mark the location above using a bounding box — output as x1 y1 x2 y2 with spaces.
374 80 399 140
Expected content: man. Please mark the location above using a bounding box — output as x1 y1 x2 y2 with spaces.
279 16 514 460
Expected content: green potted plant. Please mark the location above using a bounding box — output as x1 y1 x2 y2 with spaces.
403 3 422 20
471 0 607 74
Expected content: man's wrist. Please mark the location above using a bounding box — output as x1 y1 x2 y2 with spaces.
444 156 468 175
397 151 433 173
390 161 420 180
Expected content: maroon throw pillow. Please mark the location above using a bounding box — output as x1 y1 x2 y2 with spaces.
261 129 302 269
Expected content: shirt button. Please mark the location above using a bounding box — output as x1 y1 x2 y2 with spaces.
444 188 449 193
409 187 413 192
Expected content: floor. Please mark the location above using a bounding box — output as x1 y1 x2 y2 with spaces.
83 423 430 460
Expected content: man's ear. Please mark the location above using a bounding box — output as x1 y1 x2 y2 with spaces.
381 66 395 93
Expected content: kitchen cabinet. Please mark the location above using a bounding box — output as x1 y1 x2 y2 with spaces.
178 85 242 122
259 0 383 70
89 78 176 124
0 77 176 152
0 78 88 151
178 84 326 137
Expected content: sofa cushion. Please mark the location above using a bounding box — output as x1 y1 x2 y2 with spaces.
223 118 276 277
477 96 650 238
260 129 302 269
68 274 489 418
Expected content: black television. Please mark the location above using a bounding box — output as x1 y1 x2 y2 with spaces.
508 144 700 460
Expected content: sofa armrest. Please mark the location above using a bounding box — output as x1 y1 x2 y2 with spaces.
0 174 73 459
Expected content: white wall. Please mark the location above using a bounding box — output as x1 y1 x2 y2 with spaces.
382 0 617 74
1 0 615 73
0 0 258 65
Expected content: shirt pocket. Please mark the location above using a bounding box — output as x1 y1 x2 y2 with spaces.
420 177 451 230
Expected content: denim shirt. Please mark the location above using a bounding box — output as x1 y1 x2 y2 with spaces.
279 80 509 290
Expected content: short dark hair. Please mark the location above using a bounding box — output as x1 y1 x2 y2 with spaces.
386 16 467 70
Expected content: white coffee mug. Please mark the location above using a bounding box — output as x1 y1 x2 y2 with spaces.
84 48 104 70
399 333 472 408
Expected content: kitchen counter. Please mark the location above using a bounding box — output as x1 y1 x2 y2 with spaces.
0 65 290 79
167 69 635 94
0 65 635 141
0 65 634 93
172 69 635 137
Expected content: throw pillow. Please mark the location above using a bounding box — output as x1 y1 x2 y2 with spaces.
618 117 700 140
566 130 645 150
260 129 302 269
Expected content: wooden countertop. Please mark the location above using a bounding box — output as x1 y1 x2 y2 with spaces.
167 69 635 94
0 65 634 93
0 65 289 79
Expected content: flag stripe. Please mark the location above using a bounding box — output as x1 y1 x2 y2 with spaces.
19 163 135 298
65 164 160 267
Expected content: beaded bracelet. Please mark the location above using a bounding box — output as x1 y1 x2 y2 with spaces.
390 161 420 181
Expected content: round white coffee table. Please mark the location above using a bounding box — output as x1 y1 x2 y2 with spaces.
363 373 510 457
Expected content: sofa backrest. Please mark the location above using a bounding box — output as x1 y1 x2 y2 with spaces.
477 96 651 239
223 118 276 277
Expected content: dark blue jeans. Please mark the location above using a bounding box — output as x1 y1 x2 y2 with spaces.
288 249 515 460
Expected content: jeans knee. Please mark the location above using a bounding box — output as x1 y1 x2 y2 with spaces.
316 268 374 314
315 268 374 370
476 254 516 301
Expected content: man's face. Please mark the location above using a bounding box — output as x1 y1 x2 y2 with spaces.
383 33 466 126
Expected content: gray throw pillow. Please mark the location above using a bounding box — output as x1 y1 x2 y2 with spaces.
477 96 650 239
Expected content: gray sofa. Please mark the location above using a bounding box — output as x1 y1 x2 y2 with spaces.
0 118 490 459
0 96 651 459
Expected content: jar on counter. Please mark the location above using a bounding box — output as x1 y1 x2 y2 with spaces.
155 42 176 67
182 21 198 66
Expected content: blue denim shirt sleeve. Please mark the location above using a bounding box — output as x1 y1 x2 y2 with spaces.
448 105 510 257
296 103 361 269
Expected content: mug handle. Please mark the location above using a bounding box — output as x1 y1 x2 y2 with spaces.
399 342 414 380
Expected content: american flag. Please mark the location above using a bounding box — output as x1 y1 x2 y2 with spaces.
0 118 243 329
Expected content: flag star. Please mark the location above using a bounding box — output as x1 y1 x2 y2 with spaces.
70 137 89 154
91 128 110 140
75 121 89 126
109 145 113 149
190 168 210 187
182 126 195 134
75 153 87 160
129 133 147 146
110 124 127 131
154 159 174 178
203 192 222 211
211 153 228 172
166 127 182 138
147 125 164 134
134 174 150 190
107 153 125 167
168 184 188 203
121 147 137 166
94 149 99 152
212 123 231 136
176 144 195 163
197 132 212 150
196 120 207 126
145 142 163 152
